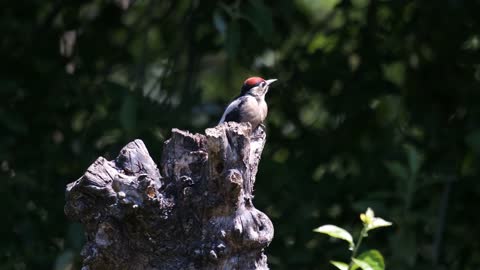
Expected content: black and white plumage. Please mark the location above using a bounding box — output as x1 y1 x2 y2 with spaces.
219 77 277 129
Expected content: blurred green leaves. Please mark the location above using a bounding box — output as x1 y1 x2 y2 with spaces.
119 93 137 134
382 62 405 87
2 0 480 270
466 129 480 154
218 0 274 58
308 33 338 53
244 0 274 39
296 0 340 22
226 20 241 57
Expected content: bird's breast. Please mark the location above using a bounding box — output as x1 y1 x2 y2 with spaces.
259 99 268 121
235 97 262 128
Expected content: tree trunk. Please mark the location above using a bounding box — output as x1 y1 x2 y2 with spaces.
64 122 274 270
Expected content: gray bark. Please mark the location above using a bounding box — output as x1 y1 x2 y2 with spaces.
64 122 274 270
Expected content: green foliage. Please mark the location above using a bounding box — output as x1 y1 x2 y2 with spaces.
315 208 392 270
352 250 385 270
2 0 480 269
360 208 392 232
313 225 354 250
331 260 349 270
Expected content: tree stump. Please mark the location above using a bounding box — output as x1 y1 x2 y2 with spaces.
64 122 274 270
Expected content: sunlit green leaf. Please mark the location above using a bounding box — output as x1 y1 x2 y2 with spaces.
360 208 393 231
330 260 349 270
352 250 385 270
313 225 354 249
369 217 392 230
352 258 374 270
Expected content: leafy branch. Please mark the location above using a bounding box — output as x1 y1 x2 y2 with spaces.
314 208 392 270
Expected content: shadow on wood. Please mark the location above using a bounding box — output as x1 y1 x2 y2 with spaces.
64 122 274 270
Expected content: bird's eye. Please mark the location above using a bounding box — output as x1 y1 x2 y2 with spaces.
260 82 266 87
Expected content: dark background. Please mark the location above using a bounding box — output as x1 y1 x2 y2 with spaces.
2 0 480 269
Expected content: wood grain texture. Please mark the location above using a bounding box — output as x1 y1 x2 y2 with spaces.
64 122 273 270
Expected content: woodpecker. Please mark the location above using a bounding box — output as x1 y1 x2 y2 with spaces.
218 76 277 129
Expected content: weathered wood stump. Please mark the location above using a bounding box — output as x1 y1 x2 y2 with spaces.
64 122 274 270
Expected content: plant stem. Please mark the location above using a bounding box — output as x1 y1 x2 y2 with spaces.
348 226 367 270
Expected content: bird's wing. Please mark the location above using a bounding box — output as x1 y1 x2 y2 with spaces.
218 96 249 124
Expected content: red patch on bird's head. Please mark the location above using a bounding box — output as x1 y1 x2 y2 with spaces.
244 77 265 87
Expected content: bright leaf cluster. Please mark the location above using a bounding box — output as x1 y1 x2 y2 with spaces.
314 208 392 270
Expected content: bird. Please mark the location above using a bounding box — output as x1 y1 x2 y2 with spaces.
218 76 277 130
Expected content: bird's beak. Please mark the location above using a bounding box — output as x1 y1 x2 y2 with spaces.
266 79 277 86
